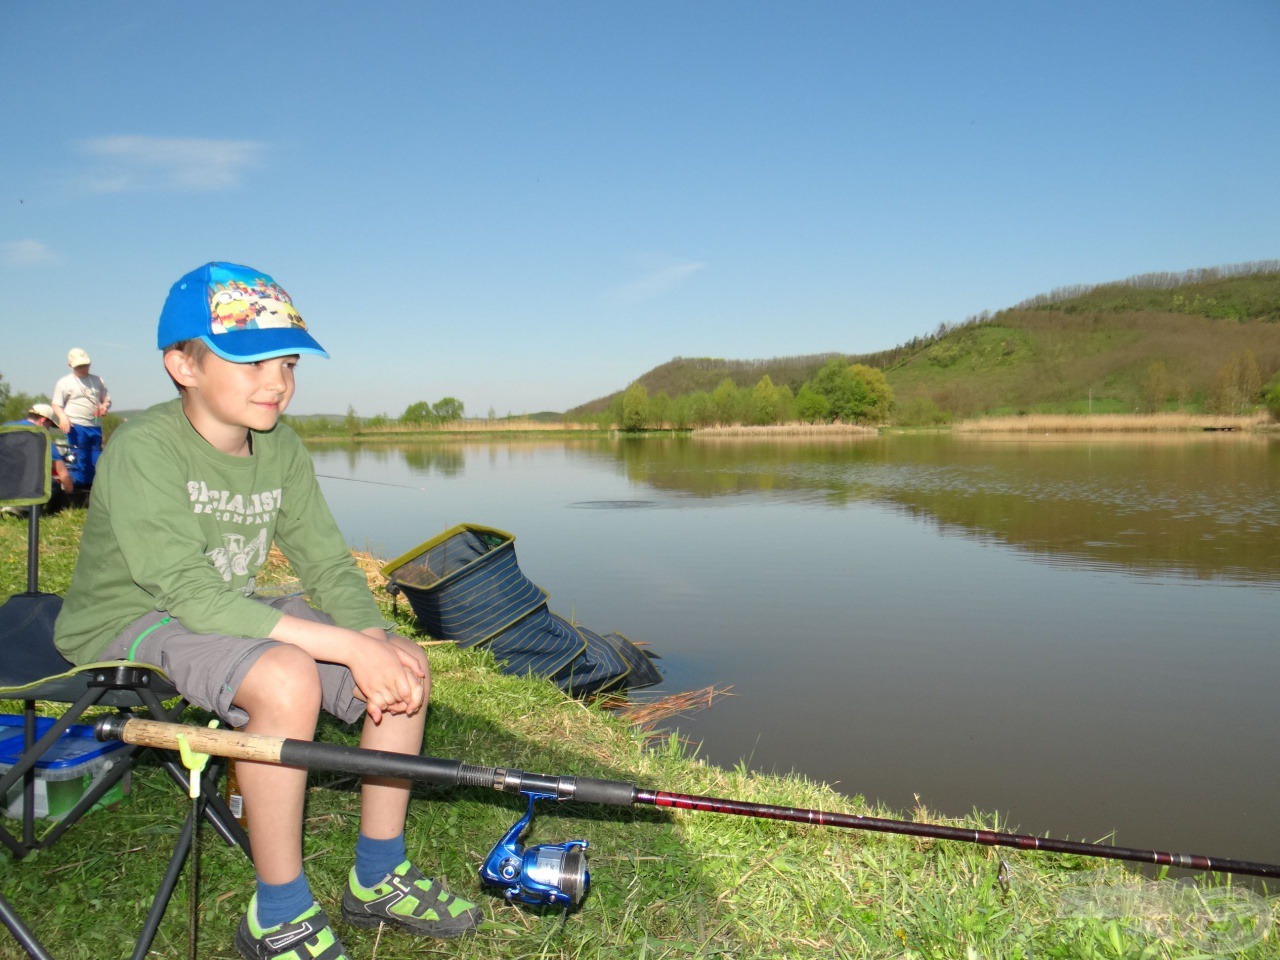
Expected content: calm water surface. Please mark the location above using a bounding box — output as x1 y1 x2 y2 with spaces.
310 433 1280 871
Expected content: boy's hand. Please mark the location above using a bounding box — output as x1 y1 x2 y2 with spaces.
349 631 427 723
268 616 428 723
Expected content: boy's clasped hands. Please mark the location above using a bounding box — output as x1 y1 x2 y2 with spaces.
349 630 427 722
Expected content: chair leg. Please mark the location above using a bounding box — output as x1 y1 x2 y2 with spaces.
130 798 199 960
0 891 54 960
153 753 252 855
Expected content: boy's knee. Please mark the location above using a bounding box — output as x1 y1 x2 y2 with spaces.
239 643 323 713
405 638 430 673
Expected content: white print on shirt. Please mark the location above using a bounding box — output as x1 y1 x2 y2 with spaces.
208 530 268 583
187 481 283 525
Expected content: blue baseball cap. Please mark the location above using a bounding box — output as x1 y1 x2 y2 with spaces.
157 262 329 362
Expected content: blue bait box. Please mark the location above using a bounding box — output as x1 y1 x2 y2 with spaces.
0 715 129 820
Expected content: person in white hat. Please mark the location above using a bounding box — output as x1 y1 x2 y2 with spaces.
2 402 74 510
51 347 111 488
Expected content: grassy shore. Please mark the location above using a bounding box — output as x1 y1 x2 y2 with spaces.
1 510 1275 959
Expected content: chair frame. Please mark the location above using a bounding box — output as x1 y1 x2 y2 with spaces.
0 427 250 960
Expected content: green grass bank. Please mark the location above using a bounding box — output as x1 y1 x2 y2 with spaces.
1 510 1275 959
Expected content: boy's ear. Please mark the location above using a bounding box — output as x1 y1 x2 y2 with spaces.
163 349 200 388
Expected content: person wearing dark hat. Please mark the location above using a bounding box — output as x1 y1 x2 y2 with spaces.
51 346 111 488
54 263 480 959
2 403 74 513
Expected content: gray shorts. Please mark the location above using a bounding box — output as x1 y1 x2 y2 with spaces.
105 595 368 727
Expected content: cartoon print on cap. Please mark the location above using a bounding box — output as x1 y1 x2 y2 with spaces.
208 276 306 335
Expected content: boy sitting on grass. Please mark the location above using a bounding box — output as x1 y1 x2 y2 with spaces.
54 262 481 960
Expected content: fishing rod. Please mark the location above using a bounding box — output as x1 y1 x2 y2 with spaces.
97 717 1280 910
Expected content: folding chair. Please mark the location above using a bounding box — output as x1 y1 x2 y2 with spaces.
0 425 251 960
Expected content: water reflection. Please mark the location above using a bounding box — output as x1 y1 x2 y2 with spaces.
316 433 1279 583
602 433 1280 584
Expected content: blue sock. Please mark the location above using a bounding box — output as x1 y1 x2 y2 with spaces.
255 872 314 929
354 832 407 888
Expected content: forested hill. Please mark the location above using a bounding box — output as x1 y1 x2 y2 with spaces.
567 261 1280 420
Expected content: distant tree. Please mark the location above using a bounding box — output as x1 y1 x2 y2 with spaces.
710 378 742 425
669 394 692 430
431 397 465 423
748 375 781 425
1265 378 1280 420
687 391 715 428
649 390 672 429
809 360 854 420
795 384 831 423
606 393 625 429
775 384 796 423
0 373 10 416
1213 351 1264 414
401 401 435 424
806 360 893 423
1144 362 1170 412
345 405 360 432
848 364 893 422
621 382 650 431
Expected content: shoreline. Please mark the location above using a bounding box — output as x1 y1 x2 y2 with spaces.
288 411 1277 443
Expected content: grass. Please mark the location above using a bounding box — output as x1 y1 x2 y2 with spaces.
2 509 1277 959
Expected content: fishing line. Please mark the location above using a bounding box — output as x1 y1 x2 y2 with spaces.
315 473 431 492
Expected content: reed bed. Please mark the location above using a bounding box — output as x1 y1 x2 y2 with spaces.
692 423 879 438
357 419 597 435
954 412 1271 433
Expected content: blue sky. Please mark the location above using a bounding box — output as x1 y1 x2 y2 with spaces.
2 2 1277 416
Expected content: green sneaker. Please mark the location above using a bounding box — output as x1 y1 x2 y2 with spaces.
341 861 481 938
235 900 350 960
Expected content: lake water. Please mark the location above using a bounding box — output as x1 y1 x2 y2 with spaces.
309 432 1280 873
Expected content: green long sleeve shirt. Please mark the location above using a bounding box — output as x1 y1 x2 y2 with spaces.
54 398 385 664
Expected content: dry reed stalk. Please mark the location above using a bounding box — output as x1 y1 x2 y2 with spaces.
266 545 390 594
608 684 734 729
350 549 389 591
954 412 1270 433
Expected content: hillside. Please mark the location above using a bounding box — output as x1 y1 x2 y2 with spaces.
568 262 1280 420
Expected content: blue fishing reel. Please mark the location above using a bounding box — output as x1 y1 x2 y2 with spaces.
479 791 590 908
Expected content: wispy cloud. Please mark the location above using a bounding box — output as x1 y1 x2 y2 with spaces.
1 239 56 267
611 255 707 304
77 136 266 192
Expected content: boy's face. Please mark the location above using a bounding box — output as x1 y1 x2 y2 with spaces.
172 350 299 437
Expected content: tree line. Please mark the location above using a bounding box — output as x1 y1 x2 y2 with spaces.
282 397 466 437
592 359 895 431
